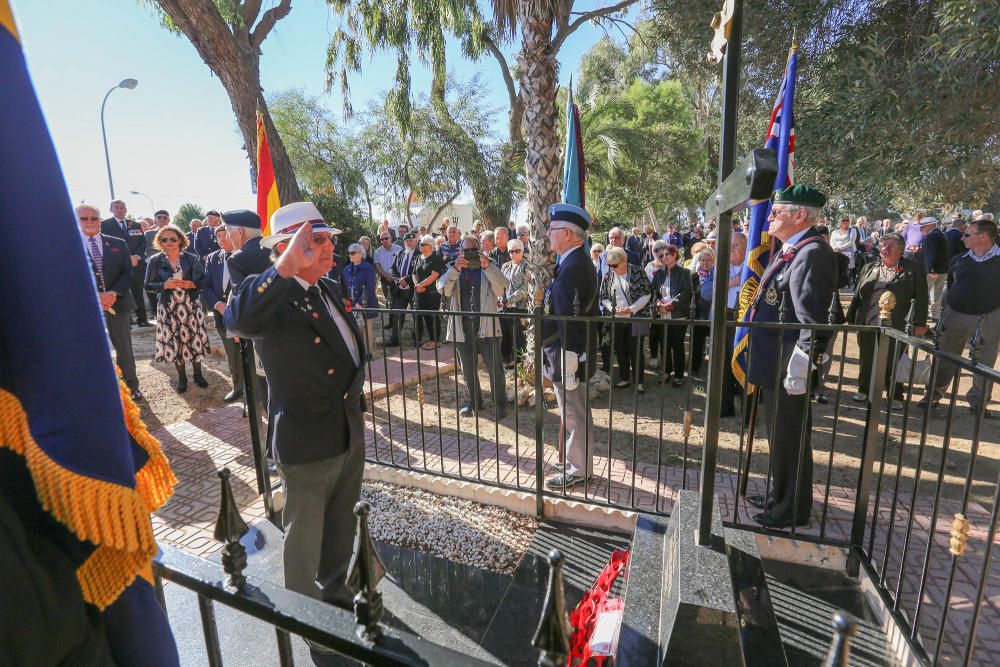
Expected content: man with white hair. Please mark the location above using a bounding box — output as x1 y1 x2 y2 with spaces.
226 202 366 617
744 185 838 529
440 224 463 265
542 203 600 491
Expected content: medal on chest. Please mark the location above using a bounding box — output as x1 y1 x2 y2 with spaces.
764 284 780 306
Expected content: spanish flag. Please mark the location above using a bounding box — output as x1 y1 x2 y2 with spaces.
0 1 178 663
256 112 281 235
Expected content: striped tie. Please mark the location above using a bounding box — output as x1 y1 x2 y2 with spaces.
88 236 103 278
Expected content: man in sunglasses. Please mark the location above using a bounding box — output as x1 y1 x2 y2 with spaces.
79 204 141 400
921 216 1000 417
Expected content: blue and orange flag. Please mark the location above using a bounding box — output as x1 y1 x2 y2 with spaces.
0 2 178 663
732 45 798 387
562 82 586 208
257 111 281 235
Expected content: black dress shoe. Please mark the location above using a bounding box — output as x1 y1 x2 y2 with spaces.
193 374 209 388
224 388 243 402
130 388 144 401
752 511 810 528
459 403 476 416
745 494 774 510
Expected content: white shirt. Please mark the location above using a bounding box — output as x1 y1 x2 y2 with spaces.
727 260 744 309
373 244 400 274
293 276 361 367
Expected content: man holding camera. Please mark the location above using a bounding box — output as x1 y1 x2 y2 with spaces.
542 204 599 491
439 234 508 419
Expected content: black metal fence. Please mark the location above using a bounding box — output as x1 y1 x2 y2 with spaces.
345 300 999 665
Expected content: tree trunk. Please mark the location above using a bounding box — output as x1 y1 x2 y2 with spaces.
153 0 301 205
517 2 562 304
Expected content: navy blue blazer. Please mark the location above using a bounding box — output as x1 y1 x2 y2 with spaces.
201 248 231 328
101 217 146 258
225 266 368 465
86 234 136 313
746 227 837 389
541 245 599 381
227 236 272 292
194 225 220 258
341 260 379 319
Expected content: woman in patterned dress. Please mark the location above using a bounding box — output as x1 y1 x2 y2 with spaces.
145 225 210 393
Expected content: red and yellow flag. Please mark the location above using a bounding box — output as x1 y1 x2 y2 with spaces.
256 112 280 235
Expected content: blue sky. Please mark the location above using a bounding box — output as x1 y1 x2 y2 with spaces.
15 0 630 219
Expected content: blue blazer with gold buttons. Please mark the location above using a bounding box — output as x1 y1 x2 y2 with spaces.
225 266 368 465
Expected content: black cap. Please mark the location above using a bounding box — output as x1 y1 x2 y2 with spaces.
222 209 262 230
205 210 221 218
154 209 169 217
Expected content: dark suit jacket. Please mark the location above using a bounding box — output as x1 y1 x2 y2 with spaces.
201 248 231 329
194 225 220 259
747 227 837 388
650 265 694 319
85 234 136 313
944 228 965 262
922 228 949 274
341 260 379 318
145 251 205 308
143 230 158 259
326 252 346 283
225 266 368 465
542 245 599 381
101 217 146 259
846 257 928 331
227 236 272 291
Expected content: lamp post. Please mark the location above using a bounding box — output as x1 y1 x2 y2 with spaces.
101 78 138 200
130 190 154 215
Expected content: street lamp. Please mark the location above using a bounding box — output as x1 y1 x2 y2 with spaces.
101 78 138 200
130 190 154 214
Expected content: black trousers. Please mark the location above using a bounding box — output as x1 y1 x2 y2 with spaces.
691 323 709 375
857 331 905 399
415 290 442 342
105 308 138 390
131 260 148 323
661 320 687 379
612 322 645 383
719 318 739 416
214 319 244 391
500 308 527 365
758 384 813 521
390 288 414 342
648 319 663 360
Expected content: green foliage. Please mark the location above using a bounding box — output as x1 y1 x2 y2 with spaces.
173 203 204 231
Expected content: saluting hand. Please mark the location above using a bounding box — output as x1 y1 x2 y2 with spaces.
276 222 319 278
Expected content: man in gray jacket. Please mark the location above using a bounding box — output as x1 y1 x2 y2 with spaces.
439 234 509 419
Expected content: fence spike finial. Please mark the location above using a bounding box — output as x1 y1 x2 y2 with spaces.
347 501 386 642
823 611 857 667
213 468 249 590
904 298 917 336
532 549 572 666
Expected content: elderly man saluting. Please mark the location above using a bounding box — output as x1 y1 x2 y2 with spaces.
744 185 838 529
226 202 367 615
543 204 600 491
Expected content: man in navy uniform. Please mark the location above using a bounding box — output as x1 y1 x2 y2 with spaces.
226 202 366 613
101 199 149 327
194 210 222 258
542 203 600 490
386 232 418 346
201 224 243 402
79 204 141 400
744 184 837 528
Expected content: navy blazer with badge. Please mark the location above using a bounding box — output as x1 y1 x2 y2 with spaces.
541 245 599 381
746 226 838 389
101 217 146 258
225 266 368 465
88 234 136 313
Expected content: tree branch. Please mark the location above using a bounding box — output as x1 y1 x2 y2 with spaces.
552 0 640 54
242 0 264 28
251 0 292 49
482 33 519 112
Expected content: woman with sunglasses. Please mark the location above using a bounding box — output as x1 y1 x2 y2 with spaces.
412 234 446 349
644 239 670 370
599 246 653 391
145 225 210 393
342 243 379 353
650 244 693 387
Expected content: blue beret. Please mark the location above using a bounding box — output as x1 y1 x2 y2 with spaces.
222 209 261 230
549 203 592 230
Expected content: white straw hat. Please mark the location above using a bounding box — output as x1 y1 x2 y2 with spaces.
261 202 341 249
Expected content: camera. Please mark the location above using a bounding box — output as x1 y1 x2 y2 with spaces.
463 248 481 269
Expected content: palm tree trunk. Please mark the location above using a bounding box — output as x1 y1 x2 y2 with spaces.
516 2 562 304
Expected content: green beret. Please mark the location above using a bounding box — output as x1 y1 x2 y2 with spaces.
772 184 827 208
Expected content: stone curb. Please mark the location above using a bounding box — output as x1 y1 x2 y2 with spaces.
363 462 636 535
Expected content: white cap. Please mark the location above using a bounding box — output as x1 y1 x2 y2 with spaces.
261 202 341 249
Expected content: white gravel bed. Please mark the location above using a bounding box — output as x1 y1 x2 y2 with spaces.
361 481 538 576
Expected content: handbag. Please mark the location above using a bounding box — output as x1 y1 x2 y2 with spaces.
896 351 931 385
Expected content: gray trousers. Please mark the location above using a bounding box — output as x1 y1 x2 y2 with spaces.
455 338 506 407
928 274 947 320
277 443 365 607
105 309 138 391
554 379 594 477
930 304 1000 409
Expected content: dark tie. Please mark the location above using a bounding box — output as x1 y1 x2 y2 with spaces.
307 285 327 315
120 220 128 235
88 236 103 278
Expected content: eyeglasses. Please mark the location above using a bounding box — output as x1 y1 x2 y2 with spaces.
517 231 529 236
380 237 392 241
155 215 169 220
607 262 621 269
963 231 984 238
160 237 180 243
509 249 523 254
79 216 100 222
